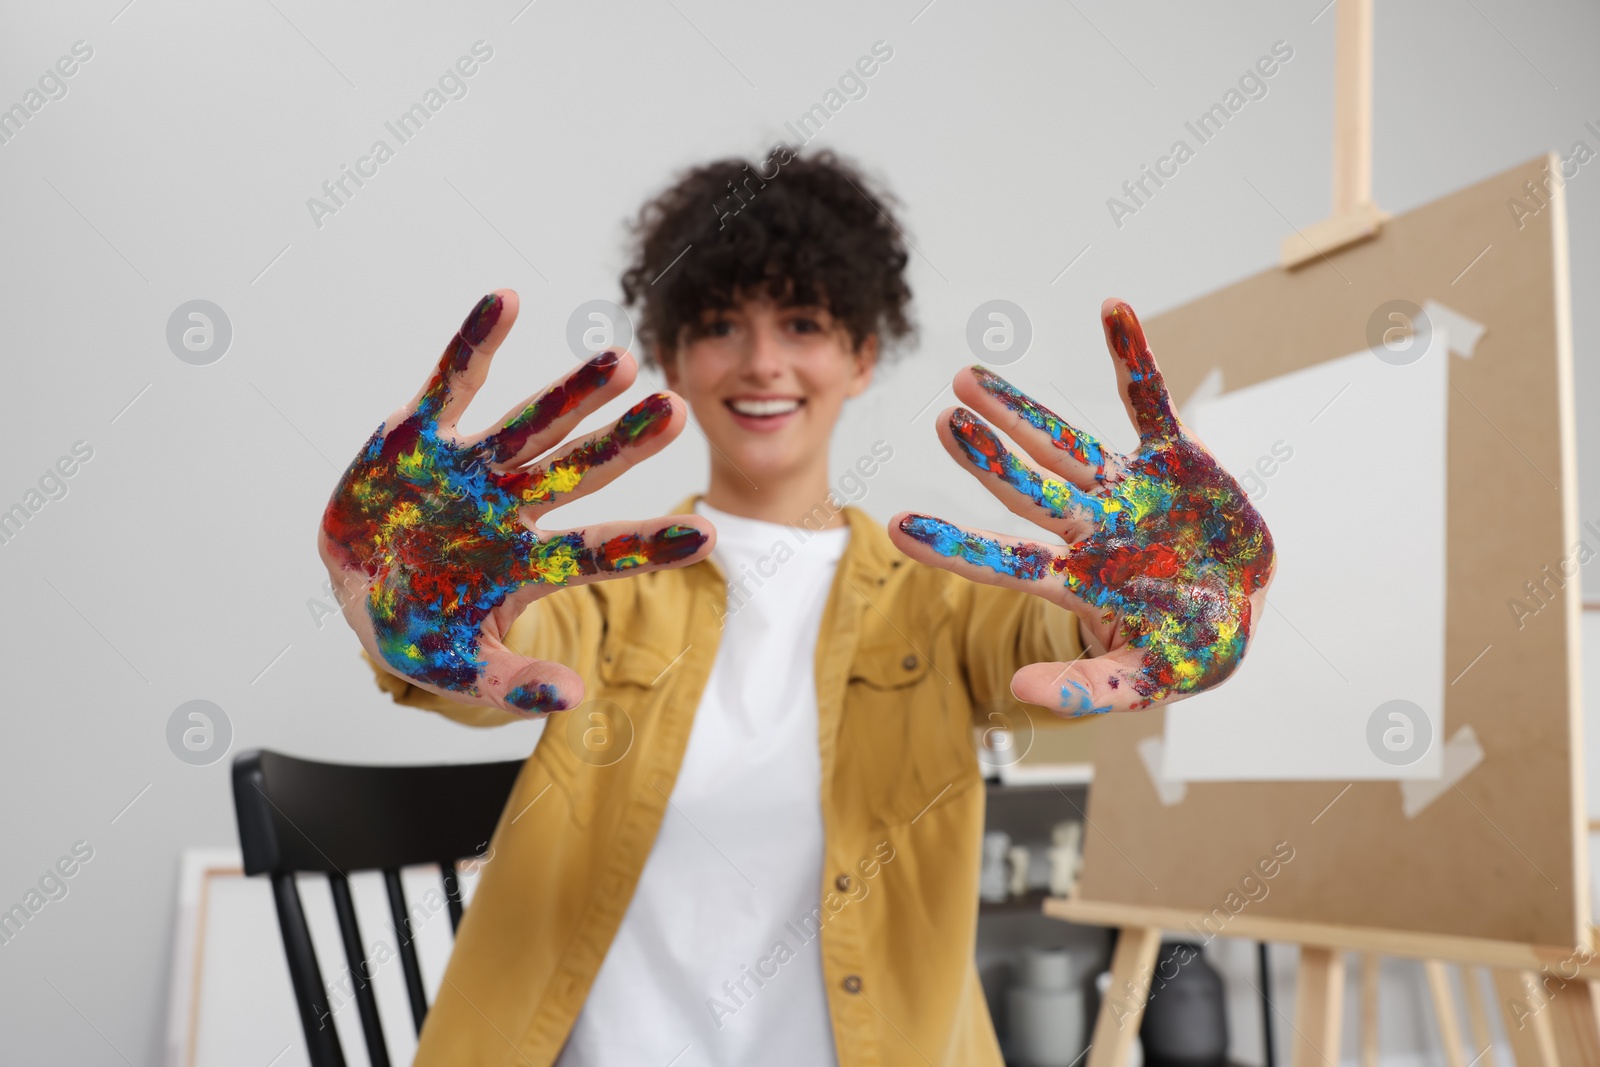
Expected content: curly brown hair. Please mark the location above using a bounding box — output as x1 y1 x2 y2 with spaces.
619 148 915 367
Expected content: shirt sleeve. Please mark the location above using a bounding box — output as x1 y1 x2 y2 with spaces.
364 585 605 728
959 581 1085 729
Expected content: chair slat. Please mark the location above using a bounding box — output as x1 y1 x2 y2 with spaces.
271 873 347 1067
384 868 429 1034
328 873 392 1067
442 863 465 934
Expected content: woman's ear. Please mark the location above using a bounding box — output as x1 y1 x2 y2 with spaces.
846 334 879 398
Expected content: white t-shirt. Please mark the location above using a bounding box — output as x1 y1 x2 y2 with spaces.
555 501 850 1067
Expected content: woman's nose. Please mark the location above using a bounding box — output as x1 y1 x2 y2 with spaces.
742 328 786 379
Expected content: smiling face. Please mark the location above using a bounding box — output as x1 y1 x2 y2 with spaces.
661 296 877 494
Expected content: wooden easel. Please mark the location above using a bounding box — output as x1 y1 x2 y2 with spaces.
1049 897 1600 1066
1280 0 1386 268
1043 1 1595 1063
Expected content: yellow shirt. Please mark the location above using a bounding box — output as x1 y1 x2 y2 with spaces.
371 502 1085 1066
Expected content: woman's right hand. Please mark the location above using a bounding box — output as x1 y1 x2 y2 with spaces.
317 289 714 715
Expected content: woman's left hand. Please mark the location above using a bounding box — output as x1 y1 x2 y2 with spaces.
889 298 1277 715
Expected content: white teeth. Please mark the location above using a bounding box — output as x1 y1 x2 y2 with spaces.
729 398 801 417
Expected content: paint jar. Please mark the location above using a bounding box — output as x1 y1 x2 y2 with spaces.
1140 940 1228 1067
1007 946 1087 1067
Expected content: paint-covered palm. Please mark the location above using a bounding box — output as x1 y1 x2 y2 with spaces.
890 299 1275 714
319 290 713 715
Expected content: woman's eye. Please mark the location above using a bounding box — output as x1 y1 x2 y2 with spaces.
705 320 734 337
790 317 820 334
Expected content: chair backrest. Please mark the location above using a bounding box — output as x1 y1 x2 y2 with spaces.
232 748 525 1067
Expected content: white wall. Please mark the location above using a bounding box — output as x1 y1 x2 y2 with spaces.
1 1 1596 1063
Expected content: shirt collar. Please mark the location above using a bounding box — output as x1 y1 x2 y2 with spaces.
671 494 902 586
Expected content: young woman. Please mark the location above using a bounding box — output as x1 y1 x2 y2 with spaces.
319 150 1273 1066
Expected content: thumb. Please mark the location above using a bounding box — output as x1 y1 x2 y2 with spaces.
476 635 585 716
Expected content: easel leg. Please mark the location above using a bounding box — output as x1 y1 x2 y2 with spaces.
1086 926 1160 1067
1360 954 1379 1067
1461 968 1499 1067
1493 969 1560 1067
1424 960 1468 1067
1546 979 1600 1064
1290 946 1344 1067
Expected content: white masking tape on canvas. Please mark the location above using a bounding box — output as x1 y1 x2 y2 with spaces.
1400 725 1486 819
1423 300 1487 359
1137 734 1188 807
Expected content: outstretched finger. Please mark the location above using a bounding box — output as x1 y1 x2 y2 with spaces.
408 290 519 430
955 366 1115 486
1101 298 1180 443
1010 647 1158 716
522 516 716 590
508 392 688 517
888 512 1076 597
937 407 1103 540
479 349 635 468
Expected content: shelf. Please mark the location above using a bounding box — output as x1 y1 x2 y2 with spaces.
980 889 1059 915
984 778 1089 798
994 761 1094 788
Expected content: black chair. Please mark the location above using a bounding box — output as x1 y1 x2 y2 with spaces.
231 749 524 1067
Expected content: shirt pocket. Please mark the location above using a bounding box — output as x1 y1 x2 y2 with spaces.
533 629 670 829
843 632 975 827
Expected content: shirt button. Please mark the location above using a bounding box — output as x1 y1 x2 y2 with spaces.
842 975 862 994
835 874 853 892
902 655 918 671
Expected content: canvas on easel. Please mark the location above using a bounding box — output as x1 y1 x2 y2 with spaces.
1049 148 1587 1062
